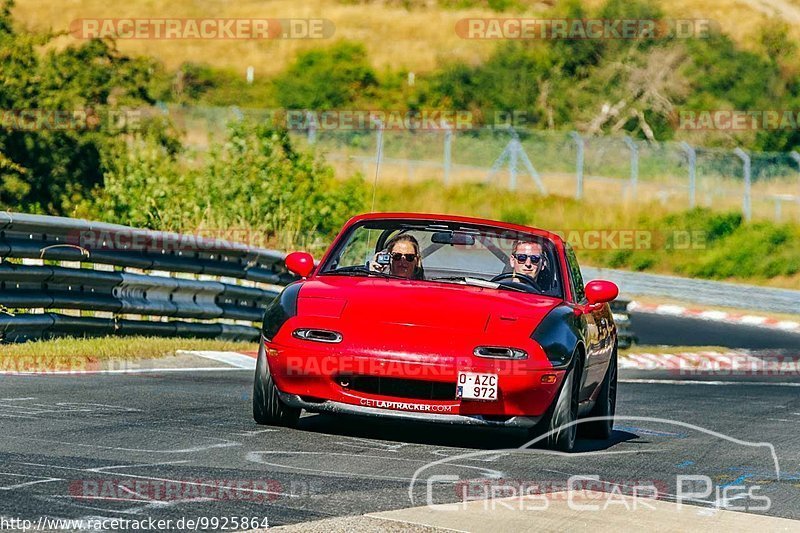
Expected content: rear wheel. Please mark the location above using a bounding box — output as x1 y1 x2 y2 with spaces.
532 352 582 453
253 346 300 427
584 346 618 440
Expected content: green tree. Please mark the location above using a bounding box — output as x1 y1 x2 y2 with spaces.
273 41 378 109
0 0 171 214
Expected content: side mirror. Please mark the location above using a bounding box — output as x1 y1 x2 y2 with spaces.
585 280 619 305
285 251 315 278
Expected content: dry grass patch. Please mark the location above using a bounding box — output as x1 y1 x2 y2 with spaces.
12 0 507 74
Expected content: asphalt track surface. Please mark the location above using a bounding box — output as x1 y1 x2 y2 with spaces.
630 311 800 350
1 319 799 530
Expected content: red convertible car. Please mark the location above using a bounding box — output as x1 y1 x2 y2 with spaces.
253 213 619 451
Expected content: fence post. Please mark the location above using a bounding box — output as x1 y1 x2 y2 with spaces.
680 142 697 208
443 124 452 186
370 118 385 212
569 131 584 200
508 138 519 191
790 151 800 209
623 136 639 197
306 110 316 145
486 130 546 193
734 147 752 222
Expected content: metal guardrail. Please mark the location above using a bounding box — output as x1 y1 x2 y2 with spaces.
0 213 296 343
583 266 800 315
2 213 795 344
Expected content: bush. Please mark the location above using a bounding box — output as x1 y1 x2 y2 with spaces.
273 41 378 110
0 0 175 215
86 121 368 250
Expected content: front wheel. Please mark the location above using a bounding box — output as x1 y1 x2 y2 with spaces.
253 345 300 427
532 354 581 452
584 347 617 440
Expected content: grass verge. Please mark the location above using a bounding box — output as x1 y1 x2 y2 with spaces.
619 345 730 356
0 336 258 367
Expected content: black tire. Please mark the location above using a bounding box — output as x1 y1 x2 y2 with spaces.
532 352 582 453
253 345 301 427
584 346 618 440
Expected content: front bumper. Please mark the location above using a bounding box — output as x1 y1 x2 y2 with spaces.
278 391 543 428
263 337 566 422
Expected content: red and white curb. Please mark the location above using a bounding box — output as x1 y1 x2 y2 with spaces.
628 301 800 333
621 350 751 370
621 350 799 373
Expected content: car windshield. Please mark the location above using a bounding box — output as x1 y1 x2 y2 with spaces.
319 219 563 298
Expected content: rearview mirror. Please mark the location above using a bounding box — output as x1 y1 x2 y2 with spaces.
585 280 619 305
285 251 315 278
431 231 476 246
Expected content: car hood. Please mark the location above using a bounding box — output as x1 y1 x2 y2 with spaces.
294 276 562 355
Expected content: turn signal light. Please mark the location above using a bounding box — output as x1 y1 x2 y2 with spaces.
541 374 557 384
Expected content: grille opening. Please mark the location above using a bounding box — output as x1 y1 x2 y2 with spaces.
340 375 456 401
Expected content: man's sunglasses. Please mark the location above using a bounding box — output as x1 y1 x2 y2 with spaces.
391 253 418 262
513 253 542 264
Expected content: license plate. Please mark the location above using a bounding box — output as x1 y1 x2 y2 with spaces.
456 372 498 401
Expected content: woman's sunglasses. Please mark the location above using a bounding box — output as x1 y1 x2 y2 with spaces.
513 253 542 264
391 253 418 262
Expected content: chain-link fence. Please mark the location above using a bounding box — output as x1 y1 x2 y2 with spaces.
165 105 800 222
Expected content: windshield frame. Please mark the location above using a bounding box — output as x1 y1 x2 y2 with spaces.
316 218 565 299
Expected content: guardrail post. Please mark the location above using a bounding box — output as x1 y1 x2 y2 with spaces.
443 124 452 186
680 142 697 208
623 136 639 198
734 147 752 222
569 131 584 200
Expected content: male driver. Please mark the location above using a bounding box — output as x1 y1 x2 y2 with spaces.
510 241 544 281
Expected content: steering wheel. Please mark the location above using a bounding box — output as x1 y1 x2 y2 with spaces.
490 272 543 292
